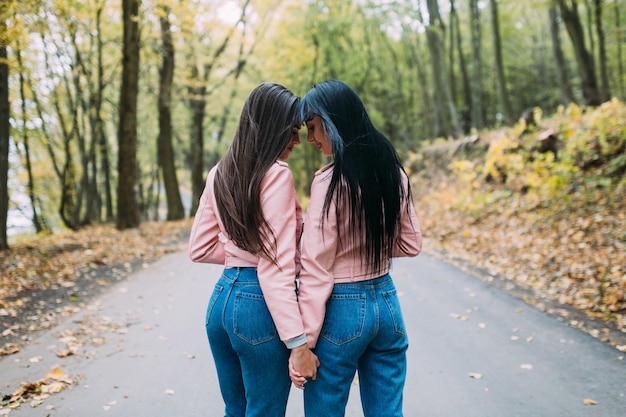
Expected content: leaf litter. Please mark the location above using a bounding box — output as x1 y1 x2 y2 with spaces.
0 366 79 411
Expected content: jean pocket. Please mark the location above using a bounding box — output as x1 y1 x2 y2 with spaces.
233 291 277 345
382 289 407 336
320 293 366 345
205 284 224 326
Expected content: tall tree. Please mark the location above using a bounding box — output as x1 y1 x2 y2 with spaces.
490 0 515 125
424 0 461 138
451 0 472 133
157 4 184 221
400 18 434 140
93 2 114 222
116 0 141 229
80 0 111 224
469 0 484 130
185 0 253 216
549 5 577 105
15 42 48 233
185 36 232 217
594 0 611 100
0 11 9 250
556 0 604 105
616 1 624 99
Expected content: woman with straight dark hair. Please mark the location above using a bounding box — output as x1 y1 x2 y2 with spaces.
189 82 318 417
290 80 422 417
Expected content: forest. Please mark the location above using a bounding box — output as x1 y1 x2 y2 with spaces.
0 1 624 341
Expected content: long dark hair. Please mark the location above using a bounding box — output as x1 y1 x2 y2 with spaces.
214 82 299 263
300 80 411 274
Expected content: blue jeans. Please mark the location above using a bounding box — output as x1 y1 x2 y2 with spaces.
303 274 409 417
206 267 291 417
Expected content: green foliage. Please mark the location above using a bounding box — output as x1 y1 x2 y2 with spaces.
412 99 626 328
561 100 626 177
6 0 626 237
442 100 626 216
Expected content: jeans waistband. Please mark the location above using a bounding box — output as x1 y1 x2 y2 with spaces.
334 273 392 289
222 267 259 284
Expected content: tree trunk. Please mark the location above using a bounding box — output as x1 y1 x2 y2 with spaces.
16 45 47 233
0 43 9 250
158 5 184 221
187 71 207 217
448 0 457 110
425 0 461 138
451 0 471 133
185 8 241 216
490 0 515 126
94 5 113 222
469 0 483 130
82 17 103 226
94 4 113 222
402 20 433 139
70 30 90 227
616 2 624 99
594 0 611 101
43 30 81 230
116 0 141 230
556 0 603 105
549 5 577 105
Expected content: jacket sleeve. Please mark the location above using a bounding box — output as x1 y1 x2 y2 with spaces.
188 167 226 264
256 164 306 342
392 171 423 258
297 173 337 348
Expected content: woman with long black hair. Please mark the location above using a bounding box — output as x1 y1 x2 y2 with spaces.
291 80 422 417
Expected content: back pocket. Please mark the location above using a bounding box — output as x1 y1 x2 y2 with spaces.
233 292 277 345
320 293 366 345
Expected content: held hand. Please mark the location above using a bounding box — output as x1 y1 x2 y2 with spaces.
289 357 306 388
289 344 319 389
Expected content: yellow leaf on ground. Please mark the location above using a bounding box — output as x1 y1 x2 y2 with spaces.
45 367 66 380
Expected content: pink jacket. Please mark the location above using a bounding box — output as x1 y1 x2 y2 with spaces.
188 161 305 343
297 165 422 347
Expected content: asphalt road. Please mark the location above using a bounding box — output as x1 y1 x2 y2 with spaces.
1 251 624 417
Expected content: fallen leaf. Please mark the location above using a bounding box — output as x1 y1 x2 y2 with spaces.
0 343 20 356
56 349 74 358
45 367 67 380
582 398 597 406
41 382 65 394
30 399 44 408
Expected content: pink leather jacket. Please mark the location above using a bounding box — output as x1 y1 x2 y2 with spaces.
188 161 305 343
297 165 423 347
